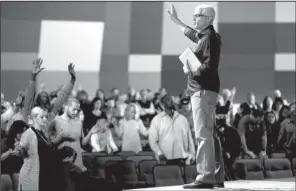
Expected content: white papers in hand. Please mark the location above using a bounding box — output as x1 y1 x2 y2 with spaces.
179 47 201 72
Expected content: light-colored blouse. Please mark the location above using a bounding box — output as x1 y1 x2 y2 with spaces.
115 119 148 154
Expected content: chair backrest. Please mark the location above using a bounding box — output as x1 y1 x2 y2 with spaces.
138 160 157 186
292 158 296 176
116 151 137 160
105 160 122 183
0 174 13 191
184 165 198 183
126 156 155 168
153 165 184 187
270 153 286 159
263 158 293 179
116 160 139 182
138 151 155 158
94 156 122 178
234 159 264 180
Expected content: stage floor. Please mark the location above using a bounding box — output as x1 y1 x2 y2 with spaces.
126 178 295 191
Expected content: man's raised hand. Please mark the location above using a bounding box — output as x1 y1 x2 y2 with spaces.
167 4 178 21
32 58 45 76
68 63 76 80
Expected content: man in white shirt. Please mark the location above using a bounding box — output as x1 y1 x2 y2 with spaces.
149 94 195 165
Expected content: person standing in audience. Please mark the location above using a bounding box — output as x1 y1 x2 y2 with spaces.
114 103 148 154
48 98 100 191
127 87 137 103
95 89 106 103
240 92 260 116
264 111 280 156
262 96 273 113
111 88 120 100
277 105 290 126
16 107 68 191
238 109 267 159
277 102 296 158
272 97 284 121
137 89 156 127
83 97 106 135
149 94 195 166
90 118 119 154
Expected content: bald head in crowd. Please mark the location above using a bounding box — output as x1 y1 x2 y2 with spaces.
63 98 80 119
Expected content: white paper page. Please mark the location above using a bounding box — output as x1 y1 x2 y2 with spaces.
179 47 202 71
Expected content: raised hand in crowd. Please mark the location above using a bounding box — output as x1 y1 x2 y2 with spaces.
32 58 45 79
68 63 76 80
89 123 100 135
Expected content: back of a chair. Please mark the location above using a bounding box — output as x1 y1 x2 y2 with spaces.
105 160 121 183
126 156 155 169
292 158 296 176
264 158 293 179
138 151 155 158
94 156 122 178
153 165 184 187
0 174 13 191
234 159 264 180
116 151 137 160
270 153 286 159
184 165 198 183
139 160 157 186
116 160 138 182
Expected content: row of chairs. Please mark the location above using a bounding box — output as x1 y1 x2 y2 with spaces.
103 160 197 189
234 158 296 180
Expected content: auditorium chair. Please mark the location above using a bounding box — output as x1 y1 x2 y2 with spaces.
105 160 148 189
138 151 155 158
270 152 286 159
153 165 184 187
138 160 158 186
126 156 155 169
292 158 296 176
184 164 198 183
0 174 13 191
233 159 265 180
115 151 137 160
263 158 293 179
94 156 122 178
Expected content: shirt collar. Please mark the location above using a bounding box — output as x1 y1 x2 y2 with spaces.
160 111 180 120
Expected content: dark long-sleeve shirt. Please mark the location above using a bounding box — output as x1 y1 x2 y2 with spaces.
184 25 221 95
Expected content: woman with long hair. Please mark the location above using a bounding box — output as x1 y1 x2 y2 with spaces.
113 103 149 154
15 107 69 191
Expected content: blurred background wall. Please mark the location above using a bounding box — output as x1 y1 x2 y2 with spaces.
1 2 295 102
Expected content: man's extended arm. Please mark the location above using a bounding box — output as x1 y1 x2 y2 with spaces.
51 63 76 117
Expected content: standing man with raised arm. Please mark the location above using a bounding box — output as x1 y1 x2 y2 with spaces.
167 4 225 189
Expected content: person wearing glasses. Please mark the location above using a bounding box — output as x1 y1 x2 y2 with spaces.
168 4 224 189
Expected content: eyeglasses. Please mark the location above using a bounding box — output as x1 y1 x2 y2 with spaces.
193 14 207 18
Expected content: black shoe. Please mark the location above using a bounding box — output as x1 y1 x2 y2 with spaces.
214 183 225 188
183 182 214 189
